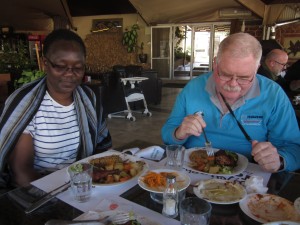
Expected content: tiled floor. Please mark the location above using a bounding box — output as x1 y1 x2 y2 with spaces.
107 87 182 149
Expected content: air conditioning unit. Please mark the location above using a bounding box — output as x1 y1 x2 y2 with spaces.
219 8 252 18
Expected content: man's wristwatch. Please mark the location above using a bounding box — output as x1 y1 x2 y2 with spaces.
279 155 285 171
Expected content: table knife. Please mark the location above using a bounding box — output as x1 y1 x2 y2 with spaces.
25 182 70 214
45 219 106 225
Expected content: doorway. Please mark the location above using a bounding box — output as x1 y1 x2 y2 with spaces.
173 23 230 80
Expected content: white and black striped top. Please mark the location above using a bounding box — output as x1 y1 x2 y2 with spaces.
24 91 79 171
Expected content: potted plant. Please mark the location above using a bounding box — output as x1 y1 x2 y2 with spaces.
138 42 147 64
122 24 140 53
0 41 33 75
14 69 45 89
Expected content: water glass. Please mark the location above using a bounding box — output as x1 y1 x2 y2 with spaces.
180 197 212 225
166 145 185 170
68 163 93 202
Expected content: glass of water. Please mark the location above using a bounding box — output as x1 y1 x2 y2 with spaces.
180 197 211 225
166 145 185 170
68 162 93 202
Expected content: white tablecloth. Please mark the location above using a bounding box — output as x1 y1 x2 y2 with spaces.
31 149 271 225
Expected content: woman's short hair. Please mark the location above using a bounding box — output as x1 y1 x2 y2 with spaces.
43 29 86 57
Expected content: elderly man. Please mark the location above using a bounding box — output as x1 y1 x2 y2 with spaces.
257 48 291 92
161 32 300 173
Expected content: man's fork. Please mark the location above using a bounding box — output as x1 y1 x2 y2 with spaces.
202 129 214 157
195 111 214 157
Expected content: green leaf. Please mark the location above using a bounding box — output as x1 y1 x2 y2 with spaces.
69 163 83 173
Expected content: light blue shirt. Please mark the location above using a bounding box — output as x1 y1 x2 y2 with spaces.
161 73 300 172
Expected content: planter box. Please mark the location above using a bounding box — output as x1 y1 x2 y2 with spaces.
0 73 11 103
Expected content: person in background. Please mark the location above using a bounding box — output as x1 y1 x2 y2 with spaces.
161 32 300 173
285 59 300 91
0 29 112 187
257 48 290 92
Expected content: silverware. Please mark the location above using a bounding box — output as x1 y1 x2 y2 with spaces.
195 111 214 157
45 220 104 225
25 182 70 214
45 217 108 225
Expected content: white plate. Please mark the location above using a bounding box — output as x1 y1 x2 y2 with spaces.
75 151 148 187
75 210 161 225
184 147 248 176
239 193 300 223
263 222 300 225
138 168 191 193
193 179 246 204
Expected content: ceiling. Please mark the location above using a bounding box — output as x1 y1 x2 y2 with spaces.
0 0 299 32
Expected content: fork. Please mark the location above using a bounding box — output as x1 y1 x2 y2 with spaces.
195 111 214 157
111 212 131 224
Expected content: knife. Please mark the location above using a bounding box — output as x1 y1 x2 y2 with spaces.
25 182 70 214
45 219 106 225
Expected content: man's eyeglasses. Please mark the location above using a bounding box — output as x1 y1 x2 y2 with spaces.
217 70 254 85
274 60 288 68
45 57 85 75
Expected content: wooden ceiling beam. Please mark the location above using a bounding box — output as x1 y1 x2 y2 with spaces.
236 0 265 18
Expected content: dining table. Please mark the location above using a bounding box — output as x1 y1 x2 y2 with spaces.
0 140 299 225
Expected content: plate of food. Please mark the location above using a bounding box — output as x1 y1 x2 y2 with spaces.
184 147 248 176
138 169 191 193
239 193 300 223
193 179 247 204
87 151 148 186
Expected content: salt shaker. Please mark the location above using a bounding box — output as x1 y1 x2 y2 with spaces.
162 174 178 218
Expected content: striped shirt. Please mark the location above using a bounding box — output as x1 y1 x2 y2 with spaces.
24 91 79 171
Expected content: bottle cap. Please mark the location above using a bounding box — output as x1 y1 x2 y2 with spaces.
166 174 176 181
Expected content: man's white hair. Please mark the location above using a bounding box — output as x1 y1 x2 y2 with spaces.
216 32 262 68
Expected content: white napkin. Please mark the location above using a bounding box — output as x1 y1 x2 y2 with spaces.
244 175 268 194
75 197 180 225
122 146 165 161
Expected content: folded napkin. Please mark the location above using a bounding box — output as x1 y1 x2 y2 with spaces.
244 175 268 194
122 146 165 161
75 197 180 225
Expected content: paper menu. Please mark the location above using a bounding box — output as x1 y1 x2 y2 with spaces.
76 196 180 225
122 146 165 161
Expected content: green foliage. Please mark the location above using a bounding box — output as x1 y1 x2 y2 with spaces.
14 70 45 89
0 41 34 74
175 47 191 61
174 26 190 61
122 24 140 53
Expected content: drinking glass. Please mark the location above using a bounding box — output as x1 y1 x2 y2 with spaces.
166 145 185 170
180 197 212 225
68 163 93 202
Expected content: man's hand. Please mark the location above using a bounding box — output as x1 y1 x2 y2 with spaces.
251 140 281 172
175 113 206 140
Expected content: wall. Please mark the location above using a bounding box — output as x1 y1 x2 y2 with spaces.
245 22 300 64
72 14 151 73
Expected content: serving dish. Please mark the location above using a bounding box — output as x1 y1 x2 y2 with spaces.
239 193 300 223
138 168 190 193
193 179 246 204
184 147 248 176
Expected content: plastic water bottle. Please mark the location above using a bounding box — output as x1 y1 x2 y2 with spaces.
162 174 178 218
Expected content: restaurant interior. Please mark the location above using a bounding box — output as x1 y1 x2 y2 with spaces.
0 1 300 225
